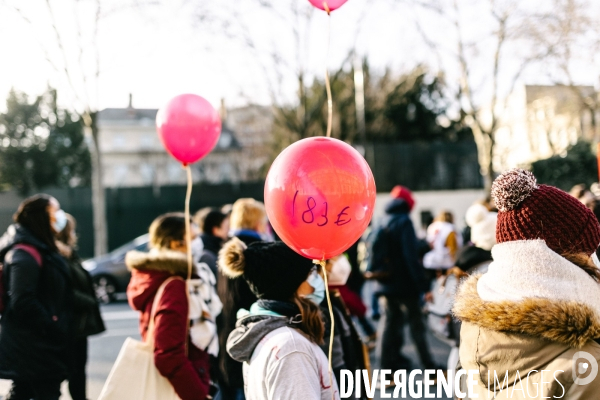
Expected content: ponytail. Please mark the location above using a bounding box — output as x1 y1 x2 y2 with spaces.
292 294 325 345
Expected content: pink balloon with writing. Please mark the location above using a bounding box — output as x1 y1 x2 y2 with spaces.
156 94 221 165
264 137 376 260
308 0 348 12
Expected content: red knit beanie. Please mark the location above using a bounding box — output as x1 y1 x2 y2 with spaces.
390 185 415 211
491 169 600 256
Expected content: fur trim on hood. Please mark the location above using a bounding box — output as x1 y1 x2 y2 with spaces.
454 239 600 348
454 274 600 348
125 249 190 277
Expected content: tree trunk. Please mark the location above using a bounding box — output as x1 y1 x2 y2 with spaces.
483 155 494 192
470 123 495 192
85 111 108 256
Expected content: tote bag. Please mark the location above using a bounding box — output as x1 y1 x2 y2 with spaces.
98 277 183 400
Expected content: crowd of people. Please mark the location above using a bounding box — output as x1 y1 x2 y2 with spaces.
2 169 600 399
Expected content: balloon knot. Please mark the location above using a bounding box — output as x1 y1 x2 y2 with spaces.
323 2 331 15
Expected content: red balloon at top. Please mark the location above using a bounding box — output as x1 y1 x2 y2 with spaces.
156 94 221 165
308 0 348 12
265 137 376 260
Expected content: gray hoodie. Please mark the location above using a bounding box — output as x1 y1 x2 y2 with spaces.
227 314 340 400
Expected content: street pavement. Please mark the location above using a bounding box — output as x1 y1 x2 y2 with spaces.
0 300 452 400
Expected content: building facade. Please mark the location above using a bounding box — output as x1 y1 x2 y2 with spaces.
97 102 273 188
494 84 599 169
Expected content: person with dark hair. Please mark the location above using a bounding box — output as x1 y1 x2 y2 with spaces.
0 194 73 400
126 212 211 400
55 213 105 400
196 208 229 279
454 169 600 398
216 198 265 400
221 238 339 400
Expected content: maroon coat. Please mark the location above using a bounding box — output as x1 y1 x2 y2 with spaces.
126 249 210 400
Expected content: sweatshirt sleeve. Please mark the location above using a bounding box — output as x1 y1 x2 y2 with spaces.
266 351 334 400
152 279 209 400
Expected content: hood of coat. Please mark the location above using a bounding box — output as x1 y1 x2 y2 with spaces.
453 240 600 350
0 224 49 259
126 248 189 312
455 245 492 272
384 198 410 215
227 314 296 363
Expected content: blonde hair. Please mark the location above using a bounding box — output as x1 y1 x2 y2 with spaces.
229 198 266 231
435 210 454 224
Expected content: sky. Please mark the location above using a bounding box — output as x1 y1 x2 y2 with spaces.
0 0 598 114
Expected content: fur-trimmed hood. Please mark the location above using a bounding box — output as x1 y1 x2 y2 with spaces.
125 248 189 277
453 240 600 397
126 248 190 314
453 240 600 348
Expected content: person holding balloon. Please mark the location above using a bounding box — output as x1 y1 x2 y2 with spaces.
221 238 340 400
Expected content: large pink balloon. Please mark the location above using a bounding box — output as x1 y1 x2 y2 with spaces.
156 94 221 165
265 137 376 260
308 0 348 12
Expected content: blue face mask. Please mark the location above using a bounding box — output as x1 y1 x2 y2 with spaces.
52 209 68 233
304 270 325 305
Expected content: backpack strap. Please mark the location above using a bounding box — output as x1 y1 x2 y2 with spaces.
13 244 42 267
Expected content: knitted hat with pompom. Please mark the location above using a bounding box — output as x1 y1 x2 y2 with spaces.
491 169 600 256
218 238 314 301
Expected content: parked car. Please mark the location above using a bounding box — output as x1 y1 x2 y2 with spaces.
83 234 149 303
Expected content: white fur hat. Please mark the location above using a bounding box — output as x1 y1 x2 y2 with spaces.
470 212 497 251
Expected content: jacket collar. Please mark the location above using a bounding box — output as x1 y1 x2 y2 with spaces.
454 241 600 348
125 248 189 277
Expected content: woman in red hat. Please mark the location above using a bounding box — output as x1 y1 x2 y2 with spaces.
454 169 600 399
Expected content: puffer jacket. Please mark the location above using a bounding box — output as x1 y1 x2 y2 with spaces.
453 239 600 399
126 249 210 400
373 198 427 297
0 224 73 382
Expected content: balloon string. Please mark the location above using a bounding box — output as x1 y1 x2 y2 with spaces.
316 258 335 400
324 6 333 138
184 165 193 281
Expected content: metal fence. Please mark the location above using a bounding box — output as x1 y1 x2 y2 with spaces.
0 182 265 258
364 141 483 192
0 141 482 258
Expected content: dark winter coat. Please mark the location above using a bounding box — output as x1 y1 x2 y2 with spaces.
320 291 369 399
67 251 105 339
199 233 222 279
216 231 260 392
374 199 427 297
0 224 73 382
126 249 210 400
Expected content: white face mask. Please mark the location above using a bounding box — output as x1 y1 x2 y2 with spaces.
191 237 204 261
327 256 352 286
52 209 68 233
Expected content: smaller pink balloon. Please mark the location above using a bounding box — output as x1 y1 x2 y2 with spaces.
308 0 348 12
156 94 221 165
